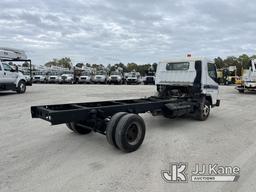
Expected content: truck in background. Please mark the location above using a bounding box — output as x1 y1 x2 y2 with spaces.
108 67 125 85
236 59 256 93
60 71 75 84
33 71 48 83
143 67 155 85
92 70 108 84
125 70 141 85
0 47 32 93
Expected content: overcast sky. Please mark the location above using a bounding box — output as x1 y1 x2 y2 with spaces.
0 0 255 65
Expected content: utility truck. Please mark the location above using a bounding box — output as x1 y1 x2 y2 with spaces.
92 70 108 84
31 57 220 153
47 71 61 83
108 70 124 85
143 68 155 85
33 71 48 83
126 71 141 85
236 59 256 93
60 71 75 84
77 71 92 84
0 48 32 93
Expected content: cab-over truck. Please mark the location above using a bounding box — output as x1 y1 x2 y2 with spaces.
31 57 220 153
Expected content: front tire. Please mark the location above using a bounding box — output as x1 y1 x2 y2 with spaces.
16 80 26 94
194 100 210 121
115 113 146 153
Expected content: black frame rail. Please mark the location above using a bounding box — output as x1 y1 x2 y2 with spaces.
31 97 181 125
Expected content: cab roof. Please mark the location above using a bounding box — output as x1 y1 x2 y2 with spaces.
160 57 212 64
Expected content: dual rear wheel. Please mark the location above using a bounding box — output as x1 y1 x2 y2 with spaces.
106 112 146 152
65 112 146 153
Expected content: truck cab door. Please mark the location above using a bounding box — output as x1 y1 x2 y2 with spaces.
205 62 219 105
2 63 18 83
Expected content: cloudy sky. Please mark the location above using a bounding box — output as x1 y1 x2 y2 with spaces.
0 0 255 65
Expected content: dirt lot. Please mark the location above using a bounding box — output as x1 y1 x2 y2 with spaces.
0 84 256 192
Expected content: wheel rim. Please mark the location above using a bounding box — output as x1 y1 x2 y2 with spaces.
20 83 25 92
203 105 209 117
126 122 142 145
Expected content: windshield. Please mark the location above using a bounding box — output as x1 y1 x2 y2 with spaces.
166 62 189 70
111 71 121 75
49 71 60 76
62 73 73 76
128 72 137 77
23 71 30 75
34 71 45 75
96 71 106 75
81 71 90 76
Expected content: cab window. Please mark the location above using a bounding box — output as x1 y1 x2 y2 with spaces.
166 62 189 70
3 63 13 71
208 63 218 83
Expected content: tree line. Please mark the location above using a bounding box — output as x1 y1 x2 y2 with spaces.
44 54 256 76
215 54 256 76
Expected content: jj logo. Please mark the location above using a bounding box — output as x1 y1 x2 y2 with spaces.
161 163 188 183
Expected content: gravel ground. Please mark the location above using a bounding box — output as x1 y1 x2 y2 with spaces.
0 84 256 192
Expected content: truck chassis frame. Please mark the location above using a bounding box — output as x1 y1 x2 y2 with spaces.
31 95 211 152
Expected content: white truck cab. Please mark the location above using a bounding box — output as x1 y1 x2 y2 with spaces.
60 72 75 84
0 48 31 93
93 71 108 84
156 57 220 119
108 71 124 84
47 71 61 83
126 71 141 85
78 71 92 84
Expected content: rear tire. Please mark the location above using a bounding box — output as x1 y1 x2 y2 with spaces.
106 112 128 148
66 122 92 134
16 80 26 94
115 113 146 153
194 100 210 121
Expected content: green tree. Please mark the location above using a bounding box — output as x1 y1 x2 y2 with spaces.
137 64 151 76
214 57 224 69
127 63 138 72
250 55 256 60
58 57 72 69
76 63 84 68
45 58 58 67
238 54 250 69
45 57 72 69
